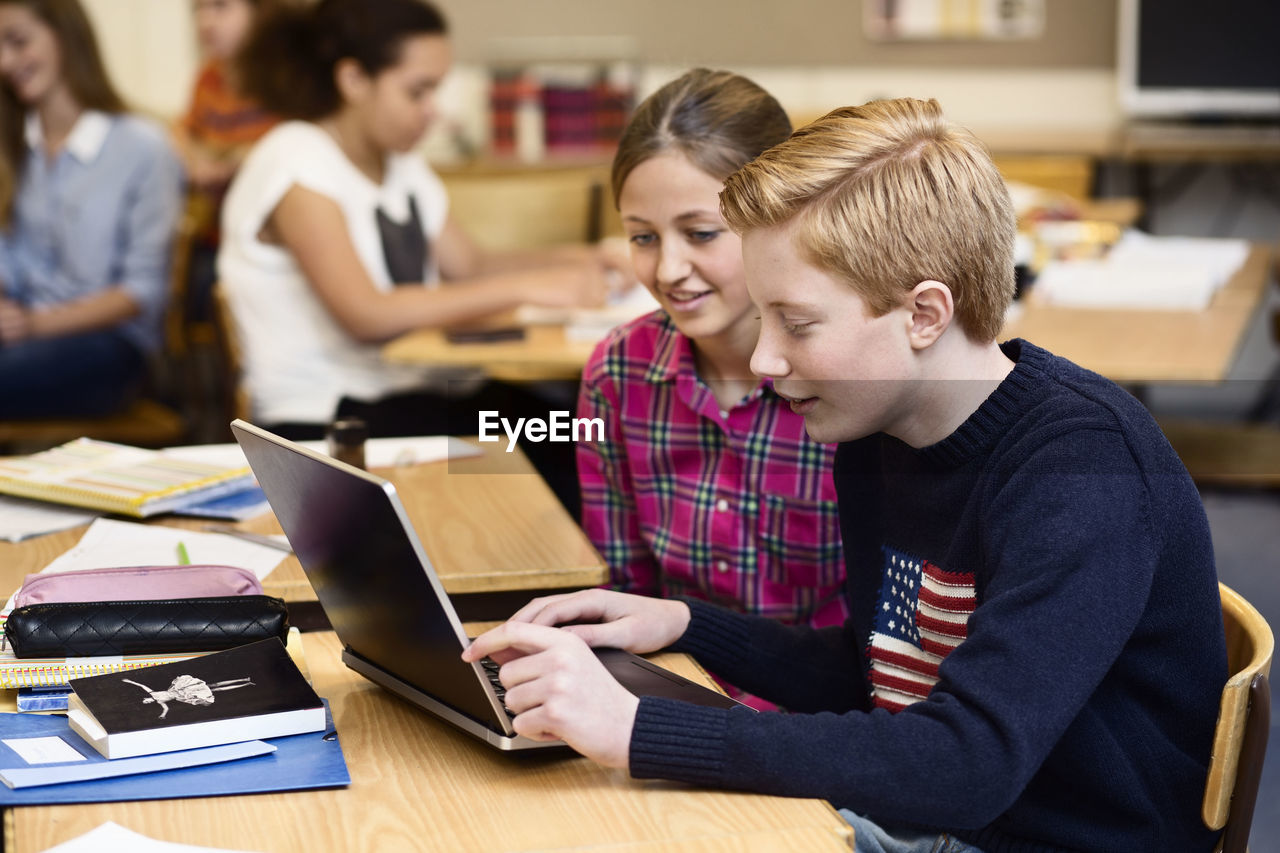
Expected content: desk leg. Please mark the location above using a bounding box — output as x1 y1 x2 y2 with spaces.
1132 161 1153 232
1126 382 1151 409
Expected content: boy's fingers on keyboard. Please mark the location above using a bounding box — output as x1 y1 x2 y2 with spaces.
494 650 552 692
508 592 580 624
509 707 561 743
463 620 578 662
560 621 626 648
519 590 614 627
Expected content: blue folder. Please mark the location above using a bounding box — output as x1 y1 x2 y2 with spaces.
0 702 349 806
173 485 271 520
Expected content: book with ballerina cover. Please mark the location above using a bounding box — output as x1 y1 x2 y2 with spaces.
0 438 253 518
67 639 324 759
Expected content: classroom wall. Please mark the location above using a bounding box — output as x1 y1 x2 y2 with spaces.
82 0 197 119
435 0 1116 70
81 0 1124 151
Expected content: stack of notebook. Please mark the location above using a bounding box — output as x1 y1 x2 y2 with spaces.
0 438 255 518
0 638 349 804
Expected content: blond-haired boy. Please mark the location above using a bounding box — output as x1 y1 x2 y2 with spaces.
467 98 1226 852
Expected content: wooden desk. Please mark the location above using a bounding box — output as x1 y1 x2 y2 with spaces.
1121 122 1280 164
1003 244 1273 383
0 440 606 603
1073 198 1142 229
3 630 854 852
387 243 1269 389
384 323 597 383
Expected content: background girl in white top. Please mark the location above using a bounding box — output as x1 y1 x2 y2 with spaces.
219 0 622 455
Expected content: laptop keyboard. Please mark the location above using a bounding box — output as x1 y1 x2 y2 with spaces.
480 658 516 718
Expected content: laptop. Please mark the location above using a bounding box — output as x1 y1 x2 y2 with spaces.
231 420 744 751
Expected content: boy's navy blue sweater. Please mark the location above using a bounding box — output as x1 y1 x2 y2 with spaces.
628 340 1226 852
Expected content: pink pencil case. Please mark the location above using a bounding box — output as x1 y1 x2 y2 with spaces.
13 564 263 608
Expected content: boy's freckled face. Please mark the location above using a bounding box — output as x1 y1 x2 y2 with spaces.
744 221 916 444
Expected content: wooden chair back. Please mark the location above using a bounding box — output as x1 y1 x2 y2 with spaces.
211 284 250 423
1204 583 1274 852
1158 419 1280 489
440 165 614 251
0 399 185 450
991 154 1094 200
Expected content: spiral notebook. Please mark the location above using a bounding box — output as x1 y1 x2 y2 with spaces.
0 605 204 688
0 645 204 689
0 627 304 690
0 439 254 518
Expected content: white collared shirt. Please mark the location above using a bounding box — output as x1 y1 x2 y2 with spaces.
23 109 112 163
0 110 182 354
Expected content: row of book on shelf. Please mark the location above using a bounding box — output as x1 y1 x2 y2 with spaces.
489 66 634 159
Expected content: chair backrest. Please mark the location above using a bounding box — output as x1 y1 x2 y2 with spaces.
439 165 614 251
164 195 205 360
0 399 185 451
990 154 1094 200
1203 582 1274 850
211 284 251 423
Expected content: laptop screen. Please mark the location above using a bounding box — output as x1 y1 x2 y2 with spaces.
233 422 504 728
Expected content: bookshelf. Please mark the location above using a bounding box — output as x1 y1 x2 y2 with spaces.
480 37 638 165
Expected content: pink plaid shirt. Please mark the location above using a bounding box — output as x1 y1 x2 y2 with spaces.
577 312 847 629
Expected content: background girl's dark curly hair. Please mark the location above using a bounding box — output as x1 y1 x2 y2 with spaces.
0 0 124 224
237 0 447 121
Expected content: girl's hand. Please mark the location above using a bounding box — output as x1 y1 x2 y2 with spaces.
462 622 638 768
595 236 640 298
187 154 236 190
528 261 610 309
0 299 32 344
508 588 692 654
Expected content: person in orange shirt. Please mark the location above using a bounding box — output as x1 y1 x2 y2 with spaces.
172 0 284 323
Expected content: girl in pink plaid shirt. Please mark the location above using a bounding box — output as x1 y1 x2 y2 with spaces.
576 71 848 706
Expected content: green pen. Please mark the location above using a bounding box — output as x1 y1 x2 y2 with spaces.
176 541 191 565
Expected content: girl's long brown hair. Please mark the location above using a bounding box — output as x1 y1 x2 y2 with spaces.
610 68 793 205
0 0 125 224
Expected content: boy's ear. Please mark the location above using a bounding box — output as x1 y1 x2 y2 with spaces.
906 280 954 350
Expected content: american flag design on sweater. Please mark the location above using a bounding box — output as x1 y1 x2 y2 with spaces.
867 547 976 712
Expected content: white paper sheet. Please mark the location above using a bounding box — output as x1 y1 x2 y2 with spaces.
516 285 661 342
2 736 85 765
1034 232 1250 311
165 435 481 470
38 821 262 853
37 519 288 581
0 496 99 543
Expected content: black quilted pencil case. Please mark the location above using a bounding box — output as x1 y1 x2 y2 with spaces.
2 596 289 658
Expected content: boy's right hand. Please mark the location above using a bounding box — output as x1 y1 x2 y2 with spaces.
508 589 691 654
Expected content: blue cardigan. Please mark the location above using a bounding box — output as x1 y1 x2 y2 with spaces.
628 340 1226 852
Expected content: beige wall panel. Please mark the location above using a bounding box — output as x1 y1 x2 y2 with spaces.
436 0 1116 69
